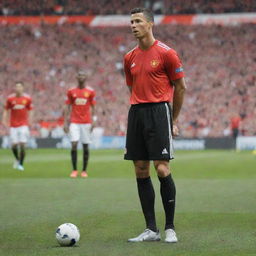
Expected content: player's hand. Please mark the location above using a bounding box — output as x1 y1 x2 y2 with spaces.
2 120 8 129
90 124 94 132
172 123 179 137
64 123 69 134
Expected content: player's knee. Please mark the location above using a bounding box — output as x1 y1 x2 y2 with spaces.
12 144 18 149
134 161 150 178
20 143 25 150
83 144 89 152
154 161 170 177
71 143 78 150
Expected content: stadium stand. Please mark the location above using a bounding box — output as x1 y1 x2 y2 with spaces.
0 0 256 15
0 22 255 137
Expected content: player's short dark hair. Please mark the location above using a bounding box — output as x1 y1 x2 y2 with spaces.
77 70 86 76
16 81 24 86
130 7 154 22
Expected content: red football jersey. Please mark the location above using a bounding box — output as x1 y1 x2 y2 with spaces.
124 40 185 104
231 116 241 129
65 87 96 124
5 94 33 127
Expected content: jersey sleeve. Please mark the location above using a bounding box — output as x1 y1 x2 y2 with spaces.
89 90 96 105
65 90 72 105
5 98 11 110
164 49 185 82
27 97 33 110
124 54 132 87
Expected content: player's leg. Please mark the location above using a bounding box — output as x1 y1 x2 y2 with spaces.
154 160 177 243
10 127 19 169
146 103 177 242
17 126 29 171
81 144 89 177
69 123 79 178
17 143 26 171
70 141 78 177
11 144 19 168
128 160 160 242
80 124 91 177
134 160 157 231
125 105 160 242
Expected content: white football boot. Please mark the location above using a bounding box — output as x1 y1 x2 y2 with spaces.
164 229 178 243
17 165 24 171
128 229 161 242
13 160 19 169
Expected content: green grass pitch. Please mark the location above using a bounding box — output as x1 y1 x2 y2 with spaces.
0 148 255 256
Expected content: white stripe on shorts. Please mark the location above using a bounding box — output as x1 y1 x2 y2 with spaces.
165 103 174 159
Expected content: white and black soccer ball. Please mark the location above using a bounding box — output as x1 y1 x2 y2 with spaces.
55 223 80 246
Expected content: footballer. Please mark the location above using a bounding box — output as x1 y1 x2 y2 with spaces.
2 82 33 171
123 8 186 243
64 70 96 178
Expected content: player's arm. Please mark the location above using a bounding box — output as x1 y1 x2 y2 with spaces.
172 77 186 136
64 104 71 133
127 86 132 94
91 105 97 131
164 49 186 136
29 110 34 126
27 99 34 126
124 55 132 94
2 109 9 127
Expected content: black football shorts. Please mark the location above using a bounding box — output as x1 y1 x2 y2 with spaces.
124 102 174 161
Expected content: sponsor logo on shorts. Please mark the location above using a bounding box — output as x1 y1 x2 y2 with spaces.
162 148 168 154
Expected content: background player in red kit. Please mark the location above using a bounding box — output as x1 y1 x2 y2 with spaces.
64 70 96 178
2 82 33 171
124 8 186 243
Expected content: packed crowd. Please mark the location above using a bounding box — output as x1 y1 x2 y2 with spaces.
1 0 255 15
0 23 255 137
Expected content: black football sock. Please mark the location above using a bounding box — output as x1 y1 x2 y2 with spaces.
82 144 89 171
137 177 157 232
71 149 77 170
19 146 26 166
12 146 19 161
158 174 176 230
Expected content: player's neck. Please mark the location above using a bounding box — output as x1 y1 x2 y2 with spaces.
16 93 22 97
78 83 85 89
138 34 155 50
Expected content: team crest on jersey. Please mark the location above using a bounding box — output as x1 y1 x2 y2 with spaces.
84 92 89 97
150 60 160 68
22 99 27 104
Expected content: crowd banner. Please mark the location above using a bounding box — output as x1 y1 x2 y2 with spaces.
236 136 256 150
1 13 256 26
1 136 249 150
173 139 205 150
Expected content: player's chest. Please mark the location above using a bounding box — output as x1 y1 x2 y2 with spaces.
71 91 90 106
130 52 164 76
11 98 27 110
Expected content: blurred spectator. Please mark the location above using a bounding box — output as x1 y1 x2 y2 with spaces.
230 114 241 139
